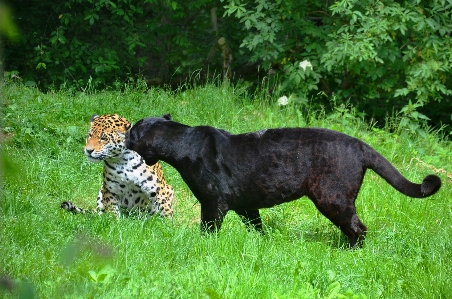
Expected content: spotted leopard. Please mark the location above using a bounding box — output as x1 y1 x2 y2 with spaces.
61 114 174 217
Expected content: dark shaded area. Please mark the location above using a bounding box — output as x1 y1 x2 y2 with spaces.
3 0 246 89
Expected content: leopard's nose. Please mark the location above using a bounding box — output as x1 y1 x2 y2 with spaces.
85 148 94 155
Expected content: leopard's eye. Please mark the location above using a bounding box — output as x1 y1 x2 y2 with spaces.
100 133 108 142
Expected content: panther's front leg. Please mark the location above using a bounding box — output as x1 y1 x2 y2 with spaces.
200 200 228 233
235 209 263 233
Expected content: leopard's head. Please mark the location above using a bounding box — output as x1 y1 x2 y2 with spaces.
84 114 132 163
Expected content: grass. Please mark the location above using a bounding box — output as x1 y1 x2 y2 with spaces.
1 80 451 298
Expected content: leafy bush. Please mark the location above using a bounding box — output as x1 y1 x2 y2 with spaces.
3 0 452 129
222 0 452 128
4 0 242 90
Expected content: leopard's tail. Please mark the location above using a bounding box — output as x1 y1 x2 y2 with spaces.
364 145 441 198
61 201 89 214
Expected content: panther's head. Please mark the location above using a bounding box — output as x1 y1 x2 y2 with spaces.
84 114 132 163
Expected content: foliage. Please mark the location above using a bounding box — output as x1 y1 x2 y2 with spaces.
3 0 242 90
223 0 327 100
0 2 20 42
221 0 452 127
2 0 452 129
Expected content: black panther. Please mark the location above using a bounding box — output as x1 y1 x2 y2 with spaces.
126 114 441 247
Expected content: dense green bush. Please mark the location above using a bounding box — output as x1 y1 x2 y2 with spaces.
2 0 452 129
223 0 452 129
3 0 242 89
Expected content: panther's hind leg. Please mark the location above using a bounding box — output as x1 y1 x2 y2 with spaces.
312 195 367 248
333 212 367 248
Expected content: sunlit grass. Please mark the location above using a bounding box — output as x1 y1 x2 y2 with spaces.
1 81 451 298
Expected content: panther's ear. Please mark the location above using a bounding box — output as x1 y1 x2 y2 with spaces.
90 114 100 122
162 113 172 120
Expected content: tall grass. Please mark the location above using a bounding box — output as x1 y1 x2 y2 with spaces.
1 80 451 298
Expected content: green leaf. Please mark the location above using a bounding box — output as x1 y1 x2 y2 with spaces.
36 62 46 69
394 88 409 97
24 81 36 87
417 128 428 139
294 73 301 85
425 18 438 30
325 281 341 299
96 273 108 282
400 117 409 127
245 19 251 29
417 113 431 120
88 270 98 282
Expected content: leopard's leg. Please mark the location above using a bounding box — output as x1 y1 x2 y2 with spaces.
100 184 121 218
155 185 174 218
95 188 106 215
138 178 162 216
111 201 121 218
130 163 174 218
143 199 160 217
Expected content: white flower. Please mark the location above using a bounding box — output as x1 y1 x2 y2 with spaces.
299 60 313 71
277 96 289 106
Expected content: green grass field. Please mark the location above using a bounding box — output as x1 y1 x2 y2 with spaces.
1 81 451 298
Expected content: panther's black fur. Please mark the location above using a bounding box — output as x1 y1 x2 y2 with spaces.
126 114 441 247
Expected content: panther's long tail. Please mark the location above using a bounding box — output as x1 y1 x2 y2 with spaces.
61 201 90 214
364 146 441 198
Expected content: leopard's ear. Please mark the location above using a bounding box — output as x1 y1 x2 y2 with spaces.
117 115 132 131
124 123 133 141
162 113 172 120
90 114 100 122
